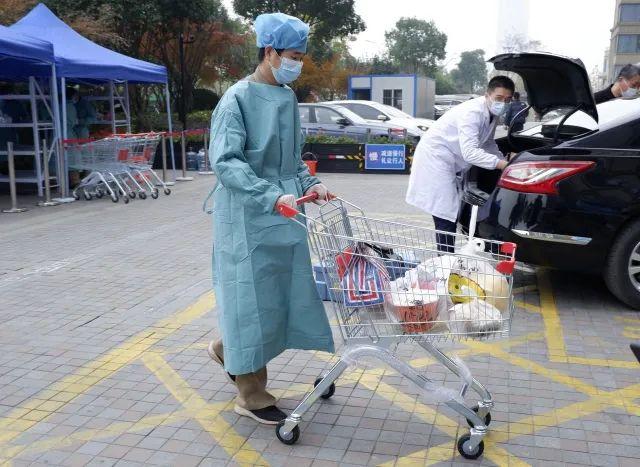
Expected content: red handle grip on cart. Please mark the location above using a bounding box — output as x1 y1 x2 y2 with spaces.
277 192 335 218
496 242 517 275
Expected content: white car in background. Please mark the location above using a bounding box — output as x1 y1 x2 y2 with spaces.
327 100 435 136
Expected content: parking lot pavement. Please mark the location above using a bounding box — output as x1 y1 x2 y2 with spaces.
1 172 639 467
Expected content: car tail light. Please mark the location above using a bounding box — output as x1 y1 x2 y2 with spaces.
497 161 595 195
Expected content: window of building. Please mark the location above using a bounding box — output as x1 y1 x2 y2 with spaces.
617 34 640 53
383 89 403 110
620 4 640 23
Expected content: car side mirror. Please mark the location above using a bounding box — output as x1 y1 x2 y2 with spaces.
377 114 389 121
336 118 351 126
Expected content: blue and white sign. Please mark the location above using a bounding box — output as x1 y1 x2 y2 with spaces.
364 144 406 171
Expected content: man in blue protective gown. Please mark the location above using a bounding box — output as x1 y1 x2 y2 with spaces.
206 12 334 425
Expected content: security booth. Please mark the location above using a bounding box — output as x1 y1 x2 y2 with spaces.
347 74 436 119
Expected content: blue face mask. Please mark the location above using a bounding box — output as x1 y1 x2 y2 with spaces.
489 99 506 116
270 53 303 84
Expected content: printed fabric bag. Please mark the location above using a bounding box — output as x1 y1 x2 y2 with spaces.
336 242 390 307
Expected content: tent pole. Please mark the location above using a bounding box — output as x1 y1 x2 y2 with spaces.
164 83 176 183
50 66 63 197
29 77 44 197
109 81 116 135
125 81 131 133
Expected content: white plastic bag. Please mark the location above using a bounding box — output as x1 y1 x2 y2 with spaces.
447 299 503 337
447 256 509 312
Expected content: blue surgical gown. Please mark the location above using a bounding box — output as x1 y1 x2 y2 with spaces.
209 80 334 375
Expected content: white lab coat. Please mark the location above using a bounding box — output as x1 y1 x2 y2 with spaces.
406 96 504 222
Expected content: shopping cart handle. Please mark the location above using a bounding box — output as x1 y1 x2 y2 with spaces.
277 192 336 217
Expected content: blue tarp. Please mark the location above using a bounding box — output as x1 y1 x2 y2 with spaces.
0 25 53 79
10 3 167 84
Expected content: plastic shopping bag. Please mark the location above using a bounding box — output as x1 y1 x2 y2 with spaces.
447 256 509 312
338 243 390 307
448 299 503 337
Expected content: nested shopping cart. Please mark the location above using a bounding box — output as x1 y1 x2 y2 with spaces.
275 194 517 460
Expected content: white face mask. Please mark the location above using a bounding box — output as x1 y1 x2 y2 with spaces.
488 98 506 116
622 87 638 98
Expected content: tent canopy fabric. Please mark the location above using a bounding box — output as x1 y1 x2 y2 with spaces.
10 3 167 84
0 25 54 79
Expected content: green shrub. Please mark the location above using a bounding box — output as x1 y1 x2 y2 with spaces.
304 134 358 144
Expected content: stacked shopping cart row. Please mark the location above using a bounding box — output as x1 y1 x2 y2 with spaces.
66 133 171 204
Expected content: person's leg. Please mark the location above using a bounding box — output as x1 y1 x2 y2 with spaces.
432 216 457 253
208 339 284 424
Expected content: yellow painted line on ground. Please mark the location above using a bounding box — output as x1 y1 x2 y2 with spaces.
362 375 530 467
0 292 215 447
141 352 269 467
512 285 538 294
536 269 637 368
514 300 541 313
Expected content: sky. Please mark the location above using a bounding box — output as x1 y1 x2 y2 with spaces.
222 0 616 74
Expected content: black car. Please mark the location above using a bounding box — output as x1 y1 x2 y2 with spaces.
462 53 640 308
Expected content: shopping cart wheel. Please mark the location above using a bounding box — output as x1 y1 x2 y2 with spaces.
123 196 130 204
275 421 299 445
73 191 80 201
314 377 336 400
151 190 159 199
139 192 147 200
164 188 171 196
129 191 136 199
83 190 92 201
457 434 484 460
111 194 119 203
466 405 491 428
95 189 104 199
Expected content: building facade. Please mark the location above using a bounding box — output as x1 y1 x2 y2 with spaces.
608 0 640 82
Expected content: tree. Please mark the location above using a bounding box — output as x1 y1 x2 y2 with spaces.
366 55 400 75
385 17 446 76
295 53 352 102
0 0 37 24
434 68 457 95
450 49 488 94
500 34 543 54
232 0 365 59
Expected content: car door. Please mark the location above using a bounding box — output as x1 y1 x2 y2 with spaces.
314 106 361 139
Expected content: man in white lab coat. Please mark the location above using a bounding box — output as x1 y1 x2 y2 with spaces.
406 76 515 252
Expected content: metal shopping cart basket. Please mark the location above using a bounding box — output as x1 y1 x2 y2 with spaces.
274 194 517 460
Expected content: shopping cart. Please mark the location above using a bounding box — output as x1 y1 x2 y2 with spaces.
118 133 171 199
274 194 517 460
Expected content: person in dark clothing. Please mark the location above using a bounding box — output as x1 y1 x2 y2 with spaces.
594 64 640 104
504 91 528 132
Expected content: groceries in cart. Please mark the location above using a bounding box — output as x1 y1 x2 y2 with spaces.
326 241 511 339
66 132 172 204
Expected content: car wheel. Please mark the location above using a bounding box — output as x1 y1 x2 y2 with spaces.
604 219 640 309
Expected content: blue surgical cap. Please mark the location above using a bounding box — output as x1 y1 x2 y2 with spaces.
255 12 309 53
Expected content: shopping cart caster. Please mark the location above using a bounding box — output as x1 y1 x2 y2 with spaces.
123 196 130 204
73 191 80 201
151 190 159 199
275 420 299 445
82 190 92 201
164 188 171 196
139 192 147 200
95 189 104 199
457 434 484 460
314 377 336 400
466 405 491 428
129 191 136 199
111 194 119 203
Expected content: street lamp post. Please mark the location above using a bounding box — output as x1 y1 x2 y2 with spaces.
178 33 195 131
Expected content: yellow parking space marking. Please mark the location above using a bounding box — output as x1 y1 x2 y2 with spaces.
0 292 214 447
536 269 637 368
363 375 530 467
141 353 269 467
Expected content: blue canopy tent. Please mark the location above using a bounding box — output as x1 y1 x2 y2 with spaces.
0 25 59 197
10 3 176 195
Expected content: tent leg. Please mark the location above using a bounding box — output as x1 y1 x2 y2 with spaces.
164 84 176 185
29 77 44 197
109 81 116 135
52 76 74 203
125 81 132 134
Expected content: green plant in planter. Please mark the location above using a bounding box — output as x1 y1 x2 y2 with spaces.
304 134 358 145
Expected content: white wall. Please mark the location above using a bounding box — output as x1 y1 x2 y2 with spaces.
370 76 415 116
